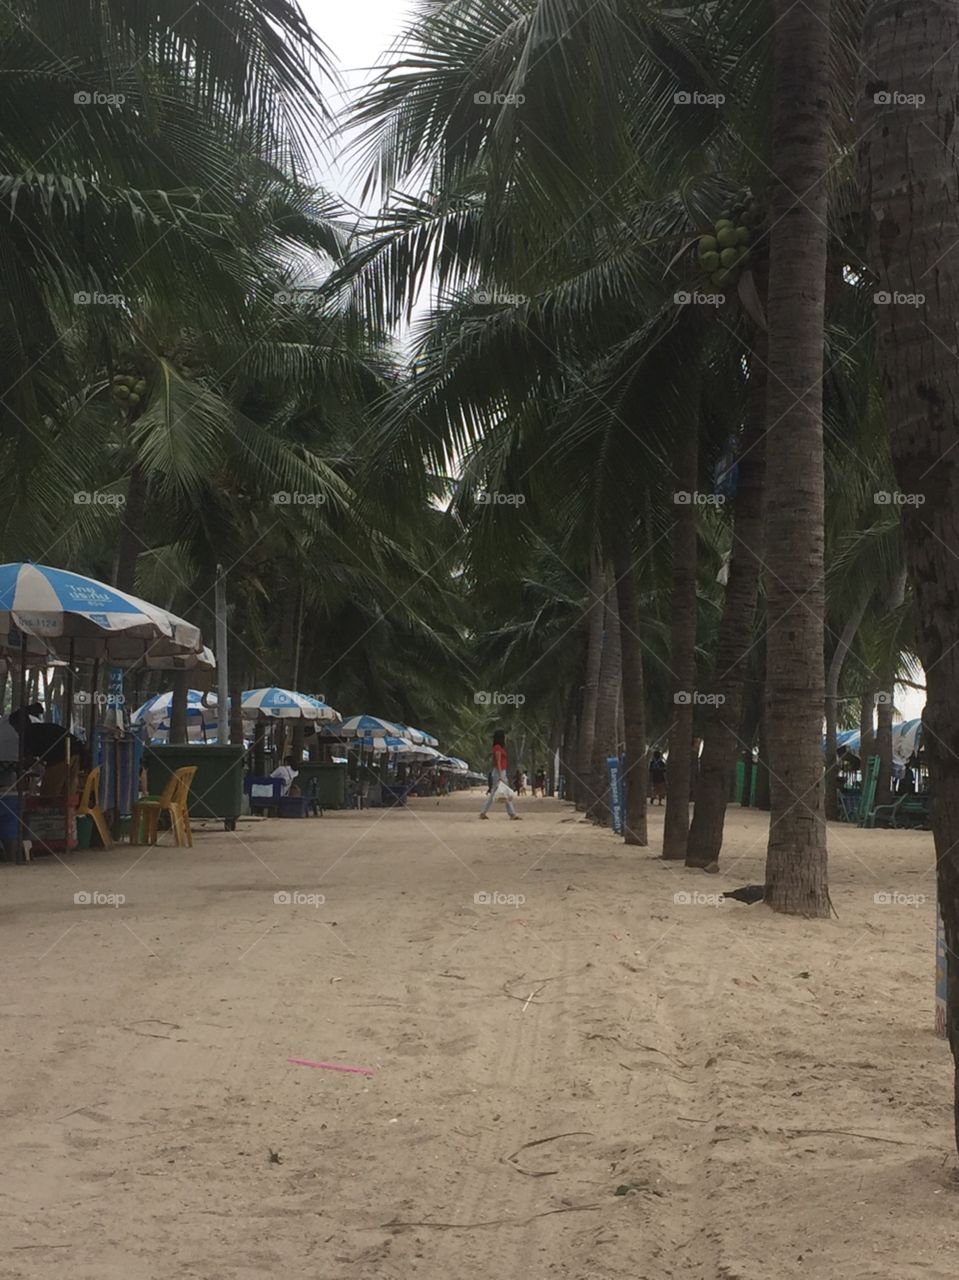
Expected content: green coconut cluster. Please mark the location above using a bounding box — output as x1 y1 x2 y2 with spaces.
696 192 763 288
111 372 148 408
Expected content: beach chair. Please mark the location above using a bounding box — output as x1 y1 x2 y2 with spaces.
77 766 113 850
131 766 197 847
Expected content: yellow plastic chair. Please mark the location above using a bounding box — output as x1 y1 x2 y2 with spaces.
131 766 197 847
77 766 113 850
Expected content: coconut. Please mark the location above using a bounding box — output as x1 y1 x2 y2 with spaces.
714 218 734 231
128 392 141 406
719 247 739 268
698 234 719 256
701 251 720 272
114 384 130 399
736 226 750 245
716 226 738 249
134 379 147 395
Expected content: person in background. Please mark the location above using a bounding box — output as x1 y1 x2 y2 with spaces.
535 768 547 797
271 755 299 796
649 749 667 805
480 730 520 820
519 770 529 795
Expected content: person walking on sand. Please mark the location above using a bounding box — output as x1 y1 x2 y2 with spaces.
649 749 667 805
479 730 521 820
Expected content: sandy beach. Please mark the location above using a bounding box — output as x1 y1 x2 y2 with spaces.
0 795 955 1279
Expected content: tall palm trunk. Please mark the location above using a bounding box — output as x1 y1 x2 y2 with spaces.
587 579 621 825
862 0 959 1153
169 670 190 744
877 568 908 806
663 426 699 860
860 689 876 766
824 600 869 821
114 463 148 593
576 551 605 809
687 348 768 868
762 0 831 916
614 549 648 845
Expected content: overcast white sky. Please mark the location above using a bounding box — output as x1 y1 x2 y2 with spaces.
301 0 413 203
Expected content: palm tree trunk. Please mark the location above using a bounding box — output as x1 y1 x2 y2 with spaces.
663 426 699 860
614 549 648 846
860 689 876 765
862 0 959 1153
824 601 869 821
755 707 771 811
587 578 621 825
687 348 768 868
576 550 605 809
169 670 190 744
762 0 831 917
114 463 149 593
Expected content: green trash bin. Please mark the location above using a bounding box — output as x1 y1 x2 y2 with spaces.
296 762 347 810
143 744 245 831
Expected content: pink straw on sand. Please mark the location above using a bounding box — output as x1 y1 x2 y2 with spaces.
287 1057 374 1076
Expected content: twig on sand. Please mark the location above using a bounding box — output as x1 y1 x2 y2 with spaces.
377 1204 602 1231
584 1032 692 1069
502 970 583 1003
521 986 545 1011
504 1131 594 1177
781 1127 938 1148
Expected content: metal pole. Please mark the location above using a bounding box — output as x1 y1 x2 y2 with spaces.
215 567 229 744
15 632 27 864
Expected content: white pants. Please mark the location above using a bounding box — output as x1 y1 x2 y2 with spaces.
480 767 516 816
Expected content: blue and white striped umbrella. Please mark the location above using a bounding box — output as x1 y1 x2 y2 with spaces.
334 714 409 739
362 734 417 756
241 687 340 722
132 690 218 730
0 562 203 662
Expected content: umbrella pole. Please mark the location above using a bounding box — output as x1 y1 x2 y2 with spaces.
15 632 27 864
64 639 75 855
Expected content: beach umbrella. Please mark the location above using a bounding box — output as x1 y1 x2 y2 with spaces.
131 690 218 731
892 718 923 764
241 687 340 722
411 728 440 748
333 714 409 739
0 563 202 663
140 646 216 672
366 734 419 756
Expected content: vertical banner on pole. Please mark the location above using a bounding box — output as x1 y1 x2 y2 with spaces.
936 901 948 1039
607 755 623 834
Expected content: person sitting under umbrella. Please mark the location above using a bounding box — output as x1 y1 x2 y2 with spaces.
8 704 85 767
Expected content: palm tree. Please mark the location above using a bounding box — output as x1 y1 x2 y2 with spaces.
761 0 832 917
862 0 959 1151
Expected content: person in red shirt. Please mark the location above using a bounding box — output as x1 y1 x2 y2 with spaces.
479 729 520 819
